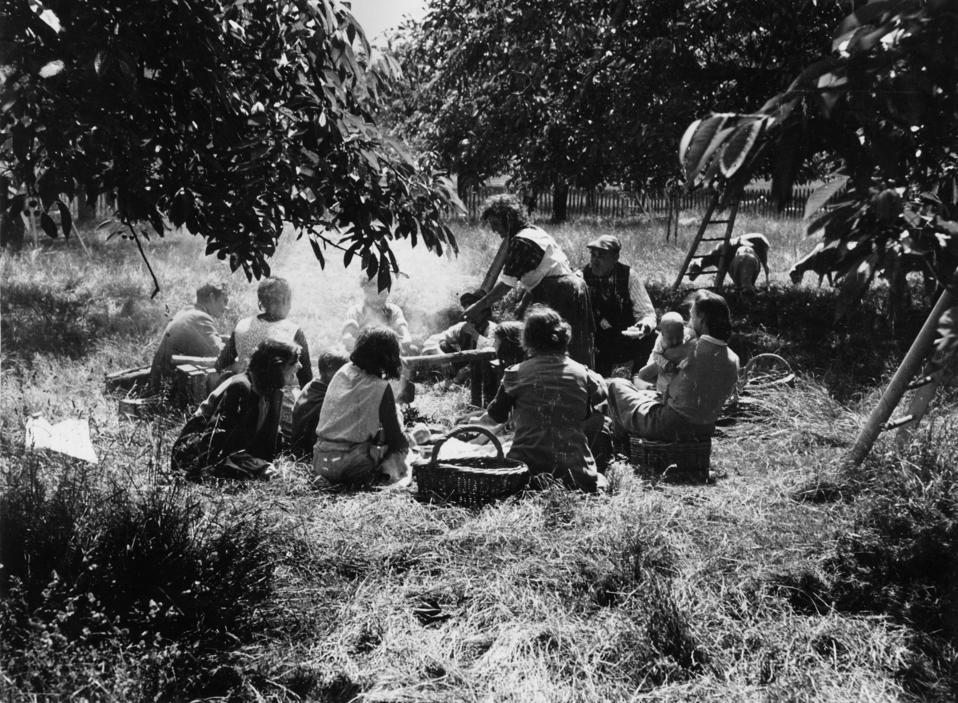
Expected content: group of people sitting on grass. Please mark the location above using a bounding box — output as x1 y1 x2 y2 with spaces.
152 193 741 491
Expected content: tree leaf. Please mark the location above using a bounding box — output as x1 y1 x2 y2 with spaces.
719 118 766 180
377 254 391 291
38 60 64 78
680 115 732 183
833 1 893 40
39 211 58 238
804 175 850 221
308 235 326 267
56 199 72 238
31 5 63 33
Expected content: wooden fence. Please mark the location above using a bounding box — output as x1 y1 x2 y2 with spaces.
460 185 814 221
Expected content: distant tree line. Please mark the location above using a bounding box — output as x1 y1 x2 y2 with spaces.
387 0 844 222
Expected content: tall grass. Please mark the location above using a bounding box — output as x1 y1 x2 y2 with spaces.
2 218 957 700
0 449 276 699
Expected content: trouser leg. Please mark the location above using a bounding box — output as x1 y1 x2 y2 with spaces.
607 378 670 439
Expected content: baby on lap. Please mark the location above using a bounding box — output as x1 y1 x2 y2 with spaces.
636 312 693 400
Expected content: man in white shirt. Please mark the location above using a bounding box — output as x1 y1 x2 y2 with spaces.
580 234 657 376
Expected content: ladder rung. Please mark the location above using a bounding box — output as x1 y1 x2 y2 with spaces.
883 415 914 431
907 375 936 390
687 269 717 276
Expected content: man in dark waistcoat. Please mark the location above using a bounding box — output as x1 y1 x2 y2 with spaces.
580 235 657 377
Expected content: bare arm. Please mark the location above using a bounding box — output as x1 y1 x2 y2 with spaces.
464 280 512 324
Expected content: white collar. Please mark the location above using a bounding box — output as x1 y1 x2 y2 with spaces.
699 334 727 346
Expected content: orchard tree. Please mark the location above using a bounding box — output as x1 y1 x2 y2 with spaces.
0 0 462 289
679 0 958 314
398 0 841 221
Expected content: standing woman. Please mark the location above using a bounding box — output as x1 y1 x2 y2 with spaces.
313 327 411 486
171 339 302 479
463 194 595 366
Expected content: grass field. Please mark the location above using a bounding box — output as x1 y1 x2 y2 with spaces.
2 214 957 701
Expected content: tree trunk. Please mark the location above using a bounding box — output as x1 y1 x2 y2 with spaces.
551 182 568 223
522 190 539 216
76 195 98 225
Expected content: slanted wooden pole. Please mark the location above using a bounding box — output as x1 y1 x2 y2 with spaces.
894 365 953 449
71 222 92 256
846 287 955 465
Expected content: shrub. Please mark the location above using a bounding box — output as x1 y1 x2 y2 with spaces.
0 451 276 698
827 434 958 642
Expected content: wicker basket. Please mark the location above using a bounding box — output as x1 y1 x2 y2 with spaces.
629 436 711 483
416 425 528 506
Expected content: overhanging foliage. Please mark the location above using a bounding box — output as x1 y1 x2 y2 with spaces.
0 0 462 285
680 0 958 309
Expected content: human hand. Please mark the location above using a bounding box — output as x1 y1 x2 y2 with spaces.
635 321 654 338
622 322 653 339
463 303 485 326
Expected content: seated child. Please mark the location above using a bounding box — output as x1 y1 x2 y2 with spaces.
637 311 693 399
313 328 411 487
455 319 525 430
171 340 301 480
289 351 350 459
493 320 525 367
342 274 413 353
421 293 497 356
420 293 497 384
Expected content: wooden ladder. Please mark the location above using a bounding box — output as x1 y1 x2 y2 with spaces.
671 191 741 290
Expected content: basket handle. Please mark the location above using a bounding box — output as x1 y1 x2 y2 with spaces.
431 424 505 464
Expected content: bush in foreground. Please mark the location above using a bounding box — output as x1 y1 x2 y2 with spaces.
778 428 958 697
829 432 958 640
0 452 275 699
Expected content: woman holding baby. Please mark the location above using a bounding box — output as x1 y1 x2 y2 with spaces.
606 290 739 441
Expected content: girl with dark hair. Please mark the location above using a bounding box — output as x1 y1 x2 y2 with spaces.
493 320 525 366
606 290 739 441
463 194 595 366
312 327 411 486
474 305 608 492
171 339 302 479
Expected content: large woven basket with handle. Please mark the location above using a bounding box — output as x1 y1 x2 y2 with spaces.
416 425 528 506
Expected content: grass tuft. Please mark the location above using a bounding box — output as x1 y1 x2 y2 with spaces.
0 448 276 699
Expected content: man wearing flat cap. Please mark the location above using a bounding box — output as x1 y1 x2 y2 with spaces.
580 234 657 376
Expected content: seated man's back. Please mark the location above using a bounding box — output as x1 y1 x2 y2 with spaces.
149 284 227 393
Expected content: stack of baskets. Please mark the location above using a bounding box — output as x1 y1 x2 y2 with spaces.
416 425 528 507
629 436 712 483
